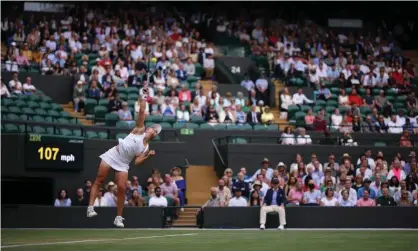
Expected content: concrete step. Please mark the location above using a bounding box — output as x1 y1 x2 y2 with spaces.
61 104 94 126
186 165 218 205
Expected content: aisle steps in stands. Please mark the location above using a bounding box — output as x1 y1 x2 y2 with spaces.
272 79 291 130
171 208 199 227
61 103 93 125
201 80 214 96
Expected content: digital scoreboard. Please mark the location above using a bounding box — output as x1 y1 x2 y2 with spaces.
25 133 84 170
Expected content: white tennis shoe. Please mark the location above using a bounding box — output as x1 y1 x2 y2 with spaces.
86 206 98 218
114 216 125 228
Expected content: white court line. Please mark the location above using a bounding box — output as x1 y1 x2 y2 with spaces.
2 228 418 231
1 233 198 249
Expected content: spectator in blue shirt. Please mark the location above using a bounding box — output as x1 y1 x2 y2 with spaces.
317 84 331 101
357 179 376 199
232 172 250 199
259 178 287 230
88 80 102 102
176 64 188 82
327 64 340 82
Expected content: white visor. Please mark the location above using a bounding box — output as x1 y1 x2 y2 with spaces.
151 124 162 135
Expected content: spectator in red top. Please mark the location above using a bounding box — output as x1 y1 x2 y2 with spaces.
348 89 363 107
313 114 327 132
178 84 192 103
391 65 403 85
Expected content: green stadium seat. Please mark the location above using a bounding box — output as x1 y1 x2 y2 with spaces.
48 110 60 117
85 99 98 115
15 100 27 108
98 132 109 139
94 106 108 119
56 118 70 124
27 101 40 109
194 63 203 77
294 111 306 124
387 96 395 103
117 87 129 95
396 95 407 102
127 100 136 108
28 95 41 102
86 131 99 139
287 105 300 120
19 124 31 133
330 87 340 94
338 106 349 114
372 88 382 96
44 116 54 122
300 105 311 113
8 106 21 113
254 124 268 131
146 115 163 123
22 107 36 115
105 113 119 126
115 133 129 139
6 113 19 120
4 124 19 133
360 107 372 115
50 103 63 112
330 94 338 101
374 142 387 147
99 99 109 107
73 129 83 137
199 123 214 129
119 93 128 101
32 126 46 134
1 106 8 113
232 137 248 144
345 88 352 94
213 124 226 130
358 88 366 96
17 95 29 101
190 116 205 124
128 93 139 101
387 89 397 97
60 111 72 118
173 123 186 129
2 99 14 106
325 106 336 114
60 128 73 136
393 102 405 110
160 122 172 129
326 100 338 107
187 76 198 84
313 106 322 113
127 87 139 94
116 121 135 129
35 109 48 116
162 116 176 123
267 124 279 131
315 100 326 107
32 115 44 122
39 102 52 110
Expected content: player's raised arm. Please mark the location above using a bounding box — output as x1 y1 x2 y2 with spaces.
135 87 148 129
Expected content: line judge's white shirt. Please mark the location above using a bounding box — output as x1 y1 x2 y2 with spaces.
228 196 248 207
149 196 168 207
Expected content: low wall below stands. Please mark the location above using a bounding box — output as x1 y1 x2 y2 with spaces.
203 207 418 229
2 206 417 229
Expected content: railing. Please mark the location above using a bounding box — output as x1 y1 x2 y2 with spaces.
1 119 180 142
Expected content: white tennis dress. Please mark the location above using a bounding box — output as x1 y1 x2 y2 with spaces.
100 133 149 172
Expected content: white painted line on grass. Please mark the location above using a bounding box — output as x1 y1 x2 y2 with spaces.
2 228 417 231
1 233 198 249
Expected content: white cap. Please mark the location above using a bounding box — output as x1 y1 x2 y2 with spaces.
11 42 16 46
150 124 162 136
175 41 182 48
77 80 83 85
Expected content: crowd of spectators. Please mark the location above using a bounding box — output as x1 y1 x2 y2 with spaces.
200 150 418 213
54 167 185 221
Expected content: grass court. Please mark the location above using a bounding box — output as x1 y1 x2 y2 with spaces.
1 229 416 251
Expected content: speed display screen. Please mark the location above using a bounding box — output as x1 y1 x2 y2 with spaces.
25 133 84 170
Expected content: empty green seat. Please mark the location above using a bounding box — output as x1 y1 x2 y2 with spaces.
60 128 73 136
27 101 40 109
313 106 322 113
94 106 108 119
22 107 36 115
190 116 205 124
17 95 29 101
39 102 52 110
73 129 83 137
60 111 71 118
28 95 41 102
86 131 99 139
34 108 48 116
85 99 98 115
115 133 129 140
1 106 8 112
372 88 382 96
105 113 119 126
294 111 306 121
213 124 226 130
396 96 407 102
232 137 248 144
2 99 14 106
325 106 336 114
254 124 268 131
160 122 172 129
326 100 338 107
57 118 70 124
98 132 108 139
287 105 300 120
315 100 326 107
19 124 31 133
32 126 46 134
360 107 372 115
338 106 349 114
374 142 387 147
41 96 53 103
162 116 176 123
48 110 60 117
199 123 214 129
99 99 109 106
15 100 27 108
6 113 19 120
267 124 279 131
128 93 139 101
173 123 186 129
300 105 311 113
117 87 129 94
44 116 54 122
119 93 128 101
146 115 163 123
50 103 63 111
187 76 198 84
116 121 135 129
32 115 44 122
8 106 21 113
393 102 405 109
127 87 139 94
4 124 19 133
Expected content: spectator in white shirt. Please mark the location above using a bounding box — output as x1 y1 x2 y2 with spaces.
362 71 376 87
228 190 248 207
281 126 296 145
356 165 373 180
8 72 23 94
387 115 404 134
203 54 215 79
387 160 407 181
255 76 269 105
240 75 255 91
22 76 37 94
176 104 190 123
331 109 343 130
356 149 376 170
396 110 406 127
375 68 390 88
280 87 293 119
46 35 57 51
5 55 19 72
292 88 313 106
184 58 196 76
149 187 168 207
296 127 312 145
1 80 11 98
93 188 108 207
103 182 117 207
339 179 358 205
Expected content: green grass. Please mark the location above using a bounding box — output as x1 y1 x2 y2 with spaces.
1 229 416 251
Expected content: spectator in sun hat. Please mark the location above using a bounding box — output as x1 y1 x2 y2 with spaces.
249 158 274 182
251 180 265 199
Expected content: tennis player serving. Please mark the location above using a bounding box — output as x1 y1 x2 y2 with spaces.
86 87 160 227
